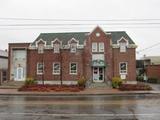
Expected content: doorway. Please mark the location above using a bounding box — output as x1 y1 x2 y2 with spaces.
93 67 104 82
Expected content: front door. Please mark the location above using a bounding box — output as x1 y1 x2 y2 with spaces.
15 67 24 81
93 67 104 82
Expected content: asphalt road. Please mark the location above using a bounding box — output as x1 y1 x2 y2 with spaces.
0 94 160 120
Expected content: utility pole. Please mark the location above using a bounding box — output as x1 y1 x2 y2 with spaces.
60 45 63 85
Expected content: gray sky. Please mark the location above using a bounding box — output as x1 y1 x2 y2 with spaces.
0 0 160 59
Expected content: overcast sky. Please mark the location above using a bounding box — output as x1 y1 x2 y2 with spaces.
0 0 160 59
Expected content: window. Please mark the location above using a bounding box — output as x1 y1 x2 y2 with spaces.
119 62 127 74
99 42 104 52
120 43 126 52
70 44 77 53
70 63 77 74
53 44 60 53
37 63 44 74
38 44 44 54
92 42 97 52
53 63 60 74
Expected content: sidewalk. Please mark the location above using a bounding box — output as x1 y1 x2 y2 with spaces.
0 88 159 96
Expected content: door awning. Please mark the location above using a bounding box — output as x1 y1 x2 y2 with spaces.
92 60 106 67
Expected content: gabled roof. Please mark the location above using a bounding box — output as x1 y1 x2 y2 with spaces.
31 31 135 46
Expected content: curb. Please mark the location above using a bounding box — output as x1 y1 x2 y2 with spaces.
0 91 159 96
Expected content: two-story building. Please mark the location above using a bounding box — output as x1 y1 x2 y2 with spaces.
8 26 137 87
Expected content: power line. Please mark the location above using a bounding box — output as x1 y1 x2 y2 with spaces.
137 42 160 53
0 17 160 22
1 26 160 30
0 22 160 27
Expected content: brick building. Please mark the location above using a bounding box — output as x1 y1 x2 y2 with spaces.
8 26 137 86
137 56 160 80
0 50 8 84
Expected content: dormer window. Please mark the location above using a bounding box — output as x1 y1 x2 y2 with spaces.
120 42 126 52
38 44 44 54
68 38 78 53
53 44 60 53
70 43 77 53
117 37 128 53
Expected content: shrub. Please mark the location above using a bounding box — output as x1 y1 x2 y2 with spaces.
77 76 87 87
119 84 152 91
25 77 37 86
112 77 123 88
148 77 158 83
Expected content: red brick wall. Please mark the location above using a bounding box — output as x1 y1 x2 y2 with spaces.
84 27 113 82
146 65 160 79
27 49 84 81
112 48 136 80
8 29 136 82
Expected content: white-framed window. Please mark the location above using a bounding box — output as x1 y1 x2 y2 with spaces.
53 44 60 53
37 62 44 74
38 44 44 54
92 42 97 52
53 62 60 74
120 43 126 52
119 62 127 74
70 44 77 53
99 42 104 52
70 63 77 74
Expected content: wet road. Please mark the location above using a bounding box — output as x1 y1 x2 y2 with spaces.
0 94 160 120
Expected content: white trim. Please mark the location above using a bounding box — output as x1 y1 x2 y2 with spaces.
68 38 79 45
51 38 62 47
69 62 78 75
37 80 77 85
88 26 109 36
112 44 137 48
117 37 129 45
53 62 60 75
92 42 98 52
98 42 104 52
119 62 128 75
93 67 104 82
35 39 46 47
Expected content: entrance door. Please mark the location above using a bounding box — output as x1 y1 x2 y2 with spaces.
16 67 24 81
93 67 104 82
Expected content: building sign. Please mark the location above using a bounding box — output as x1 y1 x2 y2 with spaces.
92 60 106 67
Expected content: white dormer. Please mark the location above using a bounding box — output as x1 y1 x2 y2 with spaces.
117 37 129 53
51 38 62 47
51 38 62 53
35 38 46 48
36 39 46 54
68 38 79 53
68 38 79 45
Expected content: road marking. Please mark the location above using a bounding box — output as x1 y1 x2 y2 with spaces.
0 112 159 117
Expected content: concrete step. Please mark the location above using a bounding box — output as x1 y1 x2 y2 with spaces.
0 81 25 89
88 82 111 89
